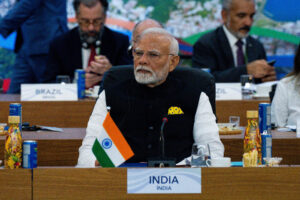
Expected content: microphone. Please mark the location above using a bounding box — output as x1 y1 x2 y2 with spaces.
148 117 176 167
160 117 168 158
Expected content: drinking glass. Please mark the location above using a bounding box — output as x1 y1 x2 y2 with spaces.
229 116 240 127
297 117 300 138
191 143 211 167
56 75 70 84
240 75 253 99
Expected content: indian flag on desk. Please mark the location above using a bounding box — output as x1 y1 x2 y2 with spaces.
92 112 134 167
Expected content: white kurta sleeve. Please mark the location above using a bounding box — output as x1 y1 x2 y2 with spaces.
77 91 108 167
271 81 289 127
193 92 224 158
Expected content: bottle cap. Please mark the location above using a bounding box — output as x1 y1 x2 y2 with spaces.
8 116 20 124
246 110 258 118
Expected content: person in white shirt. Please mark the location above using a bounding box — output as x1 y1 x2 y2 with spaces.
77 28 224 167
271 45 300 127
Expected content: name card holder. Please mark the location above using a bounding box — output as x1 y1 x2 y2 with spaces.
127 168 201 194
21 84 78 101
216 83 242 100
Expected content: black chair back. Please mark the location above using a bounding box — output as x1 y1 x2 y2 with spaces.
269 84 277 103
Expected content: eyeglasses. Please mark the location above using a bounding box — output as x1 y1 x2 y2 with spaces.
133 49 174 61
78 18 104 27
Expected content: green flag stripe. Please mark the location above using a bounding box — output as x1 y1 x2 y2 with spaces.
92 139 115 167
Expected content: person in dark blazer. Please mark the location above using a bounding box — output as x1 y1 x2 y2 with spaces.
44 0 132 88
192 0 276 83
0 0 68 93
128 19 163 56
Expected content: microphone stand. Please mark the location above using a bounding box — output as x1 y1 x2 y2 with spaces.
148 117 176 167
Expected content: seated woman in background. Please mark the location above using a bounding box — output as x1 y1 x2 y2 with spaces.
271 44 300 127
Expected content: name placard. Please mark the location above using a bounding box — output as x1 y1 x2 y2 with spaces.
21 84 78 101
216 83 242 100
127 168 201 194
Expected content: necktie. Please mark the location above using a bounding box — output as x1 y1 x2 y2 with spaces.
88 45 96 67
236 39 245 66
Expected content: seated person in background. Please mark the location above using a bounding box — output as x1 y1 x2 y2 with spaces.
128 18 163 55
77 28 224 167
192 0 276 83
44 0 132 88
271 44 300 127
0 0 68 93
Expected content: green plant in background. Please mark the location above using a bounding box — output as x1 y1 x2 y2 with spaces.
135 0 217 23
136 0 177 23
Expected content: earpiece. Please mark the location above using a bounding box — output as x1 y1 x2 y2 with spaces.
95 40 101 47
82 39 101 49
82 42 89 49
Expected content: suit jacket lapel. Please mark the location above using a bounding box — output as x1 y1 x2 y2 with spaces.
246 37 256 63
218 27 235 68
70 27 83 69
100 26 112 57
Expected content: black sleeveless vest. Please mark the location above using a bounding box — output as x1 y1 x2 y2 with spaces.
105 76 202 163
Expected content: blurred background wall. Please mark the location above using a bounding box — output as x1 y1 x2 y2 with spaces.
1 0 299 79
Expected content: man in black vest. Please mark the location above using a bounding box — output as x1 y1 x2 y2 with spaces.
77 28 224 167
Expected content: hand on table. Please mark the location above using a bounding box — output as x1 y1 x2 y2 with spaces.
261 68 276 82
85 55 112 88
85 71 103 88
246 59 276 82
90 55 112 75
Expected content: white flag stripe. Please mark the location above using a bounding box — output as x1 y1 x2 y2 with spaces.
97 128 125 166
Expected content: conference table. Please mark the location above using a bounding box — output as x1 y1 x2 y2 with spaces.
1 167 300 200
1 95 300 200
0 128 299 166
0 94 95 128
0 94 268 127
0 94 296 166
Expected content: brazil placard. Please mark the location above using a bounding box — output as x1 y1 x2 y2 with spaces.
21 84 78 101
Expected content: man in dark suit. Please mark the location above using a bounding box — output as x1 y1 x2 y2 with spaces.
192 0 276 83
44 0 132 88
129 19 163 52
0 0 68 93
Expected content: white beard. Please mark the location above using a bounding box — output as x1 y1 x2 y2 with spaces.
134 65 159 85
226 21 248 39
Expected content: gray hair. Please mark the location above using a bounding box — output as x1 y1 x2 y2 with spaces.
131 19 163 46
222 0 255 10
139 28 179 56
132 19 163 37
73 0 109 14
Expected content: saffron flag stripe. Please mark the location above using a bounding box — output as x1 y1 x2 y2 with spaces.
92 139 114 167
103 113 134 160
97 126 126 166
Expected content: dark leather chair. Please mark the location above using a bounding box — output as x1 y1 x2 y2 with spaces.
269 83 277 103
101 65 216 114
